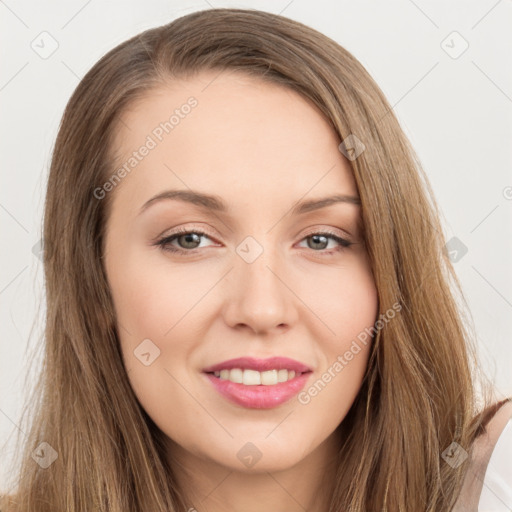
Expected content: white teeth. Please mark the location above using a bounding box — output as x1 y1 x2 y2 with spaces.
229 368 243 383
213 368 300 385
278 369 290 382
243 369 261 385
261 370 277 385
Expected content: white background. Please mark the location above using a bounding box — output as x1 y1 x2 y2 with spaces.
1 0 511 493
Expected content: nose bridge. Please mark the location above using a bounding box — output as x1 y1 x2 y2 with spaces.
223 233 297 334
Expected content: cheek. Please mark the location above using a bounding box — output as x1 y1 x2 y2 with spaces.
300 252 378 396
107 246 215 342
106 250 209 425
295 267 377 428
295 250 378 346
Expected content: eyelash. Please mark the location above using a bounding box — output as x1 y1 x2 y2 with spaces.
155 227 353 257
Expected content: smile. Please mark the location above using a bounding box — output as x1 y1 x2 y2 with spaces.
202 356 313 409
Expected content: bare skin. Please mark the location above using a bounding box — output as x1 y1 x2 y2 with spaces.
104 69 378 511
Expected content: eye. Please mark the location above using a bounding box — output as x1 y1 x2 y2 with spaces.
155 227 353 256
296 230 353 255
156 227 218 254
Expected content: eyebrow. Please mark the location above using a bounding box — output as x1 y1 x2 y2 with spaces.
139 189 361 216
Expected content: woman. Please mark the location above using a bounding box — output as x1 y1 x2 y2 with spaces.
2 8 510 511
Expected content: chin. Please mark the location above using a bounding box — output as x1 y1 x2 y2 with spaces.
207 436 315 474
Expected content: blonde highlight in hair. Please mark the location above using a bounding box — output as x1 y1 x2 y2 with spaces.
4 8 498 511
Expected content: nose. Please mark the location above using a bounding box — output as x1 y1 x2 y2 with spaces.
222 244 299 336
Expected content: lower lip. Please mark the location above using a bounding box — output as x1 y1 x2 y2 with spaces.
204 372 311 409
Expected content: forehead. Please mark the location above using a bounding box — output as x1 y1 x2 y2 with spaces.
108 70 357 214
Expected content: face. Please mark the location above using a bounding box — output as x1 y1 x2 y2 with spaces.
104 70 378 475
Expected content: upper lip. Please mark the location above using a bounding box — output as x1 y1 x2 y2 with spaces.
203 357 312 373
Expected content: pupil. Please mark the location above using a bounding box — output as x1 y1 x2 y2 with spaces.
309 234 327 250
181 233 200 249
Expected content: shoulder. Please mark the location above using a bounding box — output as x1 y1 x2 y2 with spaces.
473 398 512 472
480 398 512 448
478 399 512 509
470 398 512 464
453 398 512 511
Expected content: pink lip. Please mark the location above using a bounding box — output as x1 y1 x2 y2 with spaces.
202 356 312 373
202 357 313 409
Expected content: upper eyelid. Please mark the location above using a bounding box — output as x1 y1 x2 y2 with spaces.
159 225 354 246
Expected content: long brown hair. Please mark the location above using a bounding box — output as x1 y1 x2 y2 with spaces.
3 7 501 511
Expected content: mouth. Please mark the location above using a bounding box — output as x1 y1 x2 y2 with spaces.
202 357 313 409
